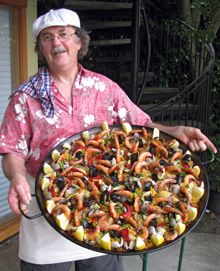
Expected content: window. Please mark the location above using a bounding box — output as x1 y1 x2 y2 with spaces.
0 0 27 240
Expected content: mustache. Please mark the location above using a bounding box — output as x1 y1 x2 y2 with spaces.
52 47 66 55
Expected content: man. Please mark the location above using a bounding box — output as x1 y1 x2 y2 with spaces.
0 8 216 271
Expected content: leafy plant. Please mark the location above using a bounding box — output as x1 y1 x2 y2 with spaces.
206 134 220 192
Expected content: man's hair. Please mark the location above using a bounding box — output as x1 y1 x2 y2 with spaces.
34 27 90 65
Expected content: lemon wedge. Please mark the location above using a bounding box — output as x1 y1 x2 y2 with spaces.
174 221 186 235
192 165 201 177
55 213 69 230
151 233 165 246
192 186 205 203
82 130 90 141
51 149 61 161
41 176 50 190
100 233 111 250
45 199 56 214
135 236 146 250
101 121 109 130
43 162 54 175
187 206 198 222
73 226 84 242
122 123 132 134
152 128 160 139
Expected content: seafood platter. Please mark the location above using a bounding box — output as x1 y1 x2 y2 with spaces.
33 123 209 254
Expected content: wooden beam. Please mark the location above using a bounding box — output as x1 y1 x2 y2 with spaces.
0 216 20 243
0 0 27 7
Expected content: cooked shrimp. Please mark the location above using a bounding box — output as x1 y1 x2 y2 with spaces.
170 151 182 163
104 224 122 231
96 129 110 139
86 226 101 241
96 159 112 168
179 202 189 222
88 210 106 218
132 141 139 153
117 164 124 182
71 177 85 189
134 161 148 174
86 140 100 148
148 161 163 174
180 186 192 202
139 226 149 240
84 147 102 163
95 164 109 176
109 200 119 219
138 151 152 162
114 190 134 198
155 145 168 158
124 216 138 228
164 230 178 241
134 196 140 212
73 209 81 226
143 213 158 227
183 174 197 186
142 127 149 139
74 193 84 210
74 140 86 147
163 206 183 216
166 165 182 174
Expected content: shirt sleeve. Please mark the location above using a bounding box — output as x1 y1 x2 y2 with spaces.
0 93 32 160
111 82 152 126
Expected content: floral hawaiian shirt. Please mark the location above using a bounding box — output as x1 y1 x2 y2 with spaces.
0 65 152 177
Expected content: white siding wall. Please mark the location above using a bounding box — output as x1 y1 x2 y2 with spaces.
0 7 13 218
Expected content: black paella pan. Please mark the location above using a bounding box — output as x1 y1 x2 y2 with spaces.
21 125 214 255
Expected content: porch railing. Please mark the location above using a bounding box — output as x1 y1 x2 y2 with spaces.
137 17 215 135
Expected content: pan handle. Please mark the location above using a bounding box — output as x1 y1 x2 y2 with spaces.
18 194 42 219
201 146 215 165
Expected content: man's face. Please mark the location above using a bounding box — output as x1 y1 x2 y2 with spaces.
39 26 81 70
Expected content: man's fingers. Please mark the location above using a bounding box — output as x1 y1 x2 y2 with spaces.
16 184 31 205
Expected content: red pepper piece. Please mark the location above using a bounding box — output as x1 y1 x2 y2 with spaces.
121 228 130 242
50 186 57 197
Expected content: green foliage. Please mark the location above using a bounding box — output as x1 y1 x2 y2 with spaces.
206 134 220 192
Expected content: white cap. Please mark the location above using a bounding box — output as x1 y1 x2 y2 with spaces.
32 9 81 40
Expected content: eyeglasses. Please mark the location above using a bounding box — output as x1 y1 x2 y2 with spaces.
41 32 76 43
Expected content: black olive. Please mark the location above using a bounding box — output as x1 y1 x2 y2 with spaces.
56 176 65 190
144 181 152 191
124 181 136 192
110 230 122 238
149 145 155 154
82 218 93 229
130 153 138 164
100 190 110 204
168 148 175 156
111 193 121 202
84 197 96 207
149 218 157 227
110 173 118 183
103 153 114 160
151 173 158 182
89 166 98 177
160 159 169 166
176 174 183 185
183 154 192 162
75 151 83 159
138 139 144 148
144 195 153 202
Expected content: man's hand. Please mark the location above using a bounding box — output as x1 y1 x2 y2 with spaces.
8 175 31 214
2 153 31 214
149 123 217 153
